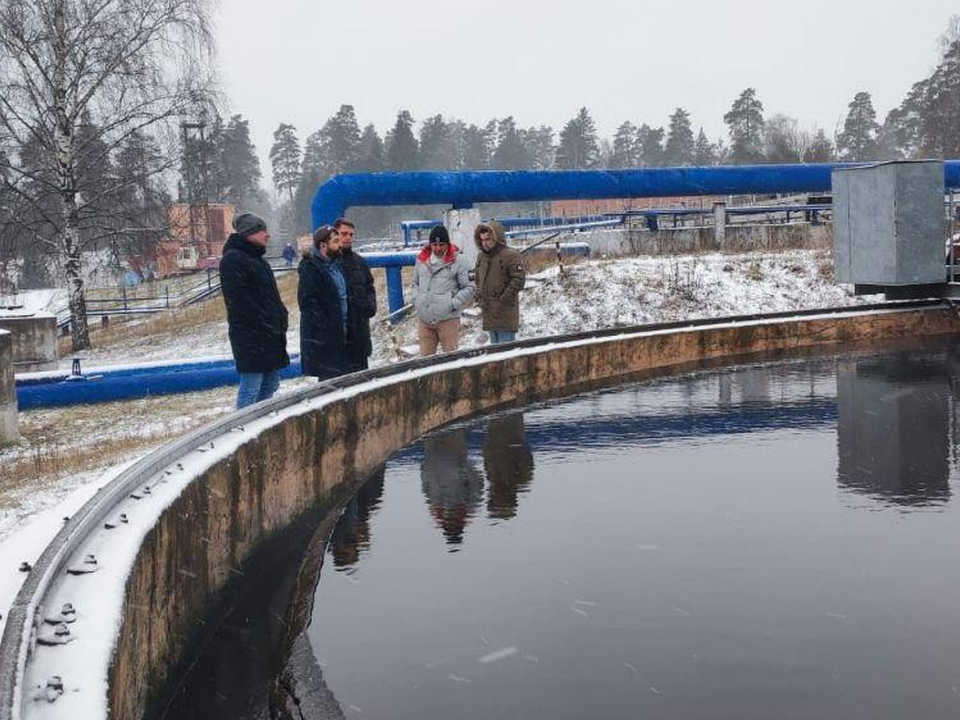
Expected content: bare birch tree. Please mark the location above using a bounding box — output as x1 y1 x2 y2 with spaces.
0 0 215 350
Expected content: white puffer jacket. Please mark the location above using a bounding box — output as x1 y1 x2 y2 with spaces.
412 245 475 325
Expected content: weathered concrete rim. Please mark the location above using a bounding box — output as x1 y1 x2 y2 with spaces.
0 298 950 720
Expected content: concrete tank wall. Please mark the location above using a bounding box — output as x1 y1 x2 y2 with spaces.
0 330 17 444
0 315 58 373
587 224 832 257
102 305 959 720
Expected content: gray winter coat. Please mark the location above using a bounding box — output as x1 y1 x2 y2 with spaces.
412 244 475 326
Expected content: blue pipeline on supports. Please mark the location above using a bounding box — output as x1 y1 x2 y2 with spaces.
313 163 960 228
400 215 611 247
358 251 418 315
16 357 303 410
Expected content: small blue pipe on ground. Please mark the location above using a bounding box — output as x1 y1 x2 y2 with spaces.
16 358 302 410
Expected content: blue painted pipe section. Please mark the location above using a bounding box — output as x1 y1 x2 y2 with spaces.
360 251 418 268
385 266 405 316
313 163 960 228
400 215 610 246
16 358 302 410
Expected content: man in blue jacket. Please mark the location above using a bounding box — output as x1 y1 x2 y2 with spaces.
219 213 290 409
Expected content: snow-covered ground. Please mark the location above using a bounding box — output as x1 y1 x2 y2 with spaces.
0 247 874 653
62 248 863 370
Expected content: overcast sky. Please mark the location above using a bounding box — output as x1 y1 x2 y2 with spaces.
214 0 958 175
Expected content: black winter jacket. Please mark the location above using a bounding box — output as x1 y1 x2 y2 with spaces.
298 254 351 380
340 248 377 368
219 234 290 374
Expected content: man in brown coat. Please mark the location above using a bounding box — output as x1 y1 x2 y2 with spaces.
474 221 526 344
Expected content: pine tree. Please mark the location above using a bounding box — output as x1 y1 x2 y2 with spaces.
269 123 301 201
357 124 386 173
693 128 718 165
385 110 420 171
920 40 960 157
420 115 464 170
492 116 532 170
876 108 908 160
112 130 170 254
610 121 639 168
637 124 666 167
805 128 834 163
323 104 362 174
723 88 766 164
462 121 496 169
878 80 927 160
524 126 555 170
215 114 261 209
445 121 468 171
555 107 600 170
836 91 880 161
301 129 326 178
664 108 695 166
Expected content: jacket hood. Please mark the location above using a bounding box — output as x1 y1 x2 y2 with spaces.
224 233 266 258
417 241 460 263
474 221 506 250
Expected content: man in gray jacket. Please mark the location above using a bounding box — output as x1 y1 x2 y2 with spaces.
413 225 475 355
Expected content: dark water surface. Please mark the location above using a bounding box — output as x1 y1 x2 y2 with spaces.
308 348 960 720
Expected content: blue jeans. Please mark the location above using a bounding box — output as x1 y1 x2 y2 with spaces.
488 330 517 345
236 370 281 409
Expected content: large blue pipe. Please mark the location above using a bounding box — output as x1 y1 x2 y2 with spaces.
312 163 960 228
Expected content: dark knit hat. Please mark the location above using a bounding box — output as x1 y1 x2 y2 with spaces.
428 225 450 244
233 212 267 238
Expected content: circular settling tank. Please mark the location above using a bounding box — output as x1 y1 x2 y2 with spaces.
164 343 960 719
310 346 960 720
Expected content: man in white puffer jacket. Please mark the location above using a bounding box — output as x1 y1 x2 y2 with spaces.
412 225 476 355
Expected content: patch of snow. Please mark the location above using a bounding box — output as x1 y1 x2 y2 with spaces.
0 290 64 317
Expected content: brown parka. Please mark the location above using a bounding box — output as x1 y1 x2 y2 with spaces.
474 221 526 332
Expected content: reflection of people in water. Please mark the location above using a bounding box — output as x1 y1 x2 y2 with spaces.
421 429 483 545
329 468 385 568
836 353 953 506
484 413 535 519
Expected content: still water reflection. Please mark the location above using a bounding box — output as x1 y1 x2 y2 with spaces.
309 347 960 720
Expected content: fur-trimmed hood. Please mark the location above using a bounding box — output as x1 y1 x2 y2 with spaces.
474 221 506 249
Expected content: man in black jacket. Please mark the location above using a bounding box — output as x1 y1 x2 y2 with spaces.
219 213 290 409
299 225 351 380
334 217 377 370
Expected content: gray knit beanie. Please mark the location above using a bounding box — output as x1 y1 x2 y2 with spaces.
233 212 267 238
